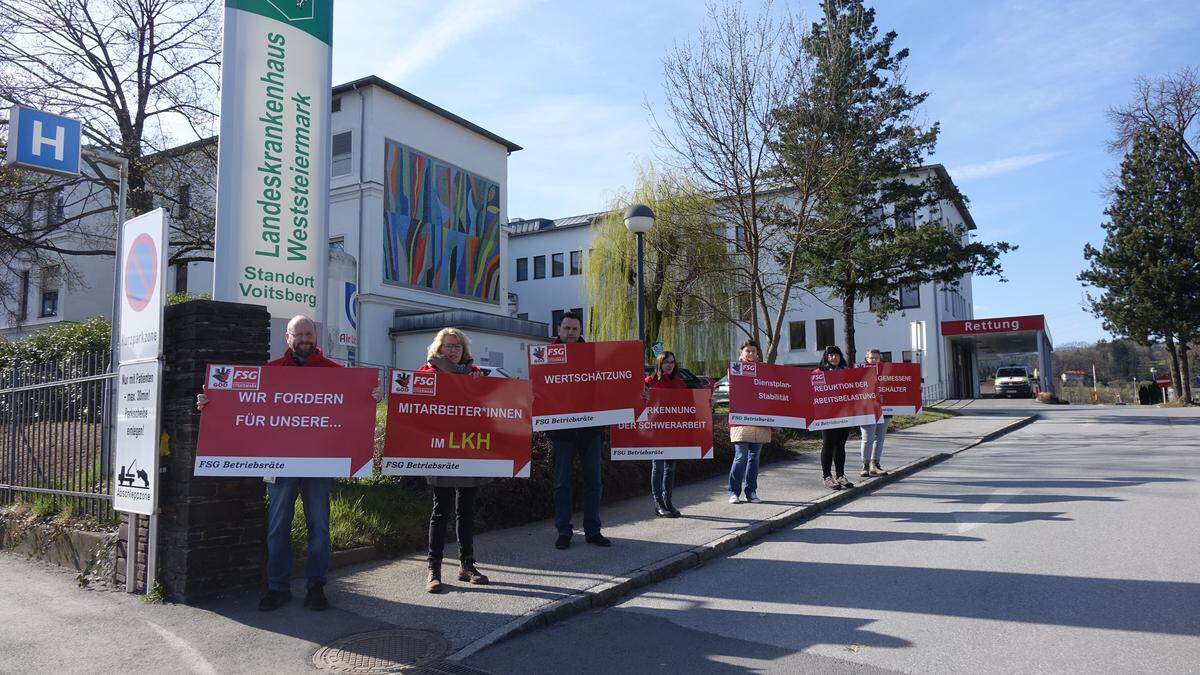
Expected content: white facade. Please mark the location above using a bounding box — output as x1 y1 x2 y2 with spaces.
506 213 599 337
507 165 979 394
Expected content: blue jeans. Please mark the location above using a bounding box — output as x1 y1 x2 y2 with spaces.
651 460 675 505
266 477 332 591
552 433 603 537
728 442 762 497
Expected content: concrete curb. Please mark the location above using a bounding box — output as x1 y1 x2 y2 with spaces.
448 414 1038 663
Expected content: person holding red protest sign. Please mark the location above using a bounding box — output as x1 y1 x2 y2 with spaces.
550 312 612 550
645 350 686 518
197 315 384 612
817 345 855 491
858 348 891 478
728 340 771 504
416 327 493 593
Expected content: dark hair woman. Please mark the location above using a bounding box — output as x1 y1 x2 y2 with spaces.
420 328 491 593
817 345 855 491
646 350 686 517
728 339 770 504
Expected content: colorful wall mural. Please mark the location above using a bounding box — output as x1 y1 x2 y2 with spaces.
383 140 502 303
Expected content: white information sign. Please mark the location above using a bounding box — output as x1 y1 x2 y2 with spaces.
212 0 333 323
113 361 161 515
112 209 167 515
117 210 168 364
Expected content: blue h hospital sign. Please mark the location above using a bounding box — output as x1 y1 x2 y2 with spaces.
5 104 83 176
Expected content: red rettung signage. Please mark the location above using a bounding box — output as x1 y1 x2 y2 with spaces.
610 389 714 461
382 369 533 477
196 365 379 477
728 360 810 429
875 362 922 415
941 314 1045 336
529 340 643 430
808 367 880 431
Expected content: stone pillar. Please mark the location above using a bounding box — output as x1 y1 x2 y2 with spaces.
150 300 272 601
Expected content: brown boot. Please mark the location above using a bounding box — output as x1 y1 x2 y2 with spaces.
859 462 871 478
426 565 444 593
869 461 889 477
457 560 489 585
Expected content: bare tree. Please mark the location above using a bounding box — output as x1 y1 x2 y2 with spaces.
650 1 837 363
0 0 220 283
1107 66 1200 163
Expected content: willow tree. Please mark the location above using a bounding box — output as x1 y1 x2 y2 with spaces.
584 167 736 374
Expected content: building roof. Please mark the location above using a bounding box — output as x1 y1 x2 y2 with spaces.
509 164 977 237
507 211 607 237
334 75 522 153
390 309 548 342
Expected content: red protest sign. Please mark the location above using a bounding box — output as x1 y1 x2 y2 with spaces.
610 389 714 461
808 367 880 431
876 363 923 415
196 365 379 477
382 370 533 477
529 340 643 431
728 360 810 429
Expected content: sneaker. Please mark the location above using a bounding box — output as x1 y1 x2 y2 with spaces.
859 463 871 478
554 534 571 550
870 461 889 477
745 493 762 504
836 475 854 488
585 533 612 547
258 589 292 612
304 583 329 611
457 561 489 585
823 476 840 490
728 494 741 504
665 502 682 518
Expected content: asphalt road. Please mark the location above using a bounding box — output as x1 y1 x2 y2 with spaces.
467 405 1200 674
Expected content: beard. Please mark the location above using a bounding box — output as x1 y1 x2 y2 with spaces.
291 341 316 358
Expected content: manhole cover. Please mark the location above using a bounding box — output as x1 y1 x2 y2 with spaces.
313 629 449 673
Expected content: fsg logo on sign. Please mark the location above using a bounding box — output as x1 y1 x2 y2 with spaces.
208 365 262 391
530 344 567 365
391 370 436 396
4 105 82 177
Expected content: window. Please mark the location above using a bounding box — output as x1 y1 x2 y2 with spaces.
516 313 528 320
902 350 914 363
331 97 342 113
328 237 346 252
880 351 893 362
22 199 34 233
571 308 583 333
551 309 564 336
896 210 916 229
177 183 191 218
174 263 189 295
332 131 353 176
816 318 835 350
569 250 582 275
552 252 564 277
17 270 29 321
788 321 806 350
515 257 528 282
869 293 891 312
45 189 63 226
39 265 59 318
533 255 546 279
899 285 920 309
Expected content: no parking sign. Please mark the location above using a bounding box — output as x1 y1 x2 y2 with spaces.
113 209 167 515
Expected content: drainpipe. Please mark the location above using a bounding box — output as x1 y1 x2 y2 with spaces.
354 82 366 363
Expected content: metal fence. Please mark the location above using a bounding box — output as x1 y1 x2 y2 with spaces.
0 352 115 520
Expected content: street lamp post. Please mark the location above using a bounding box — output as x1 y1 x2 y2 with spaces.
624 204 655 347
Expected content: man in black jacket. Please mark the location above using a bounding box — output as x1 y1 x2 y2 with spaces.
549 312 611 549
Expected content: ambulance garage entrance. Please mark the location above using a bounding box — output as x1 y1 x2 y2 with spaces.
939 315 1053 399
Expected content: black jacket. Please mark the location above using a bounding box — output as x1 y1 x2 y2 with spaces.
546 335 605 442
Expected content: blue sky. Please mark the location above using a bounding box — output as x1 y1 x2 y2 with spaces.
331 0 1200 345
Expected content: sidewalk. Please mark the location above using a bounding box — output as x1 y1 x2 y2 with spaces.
0 412 1032 674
